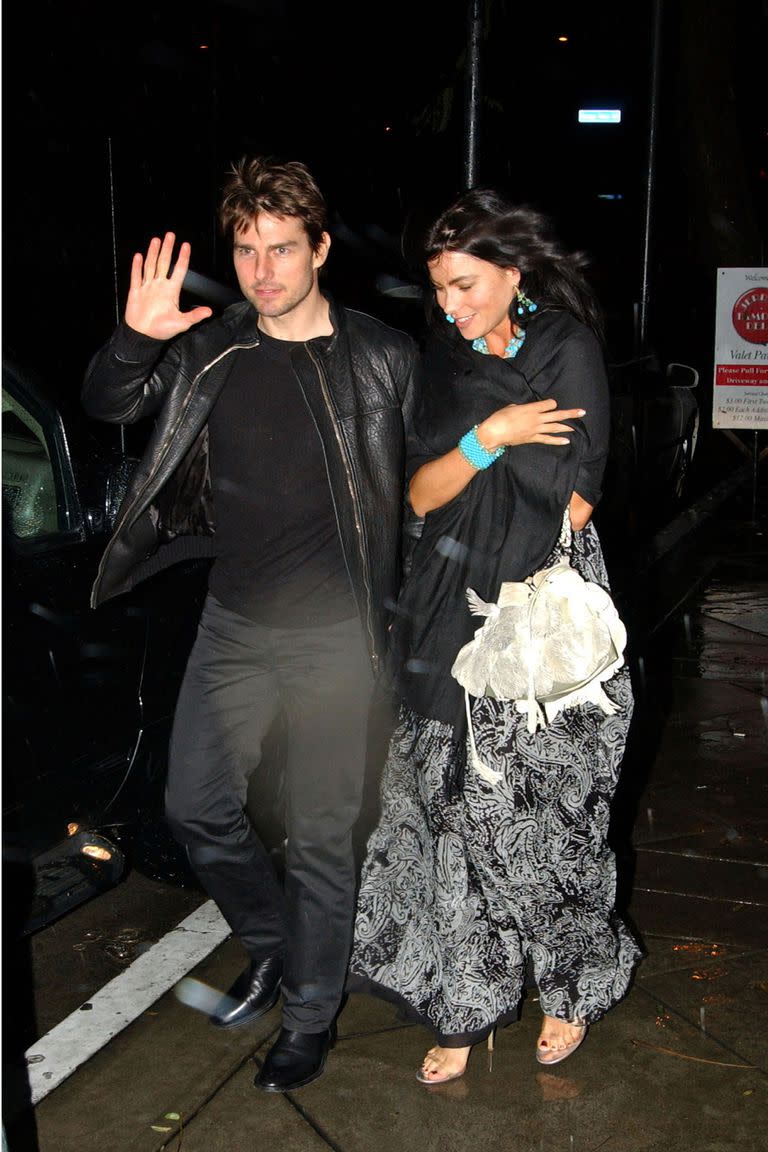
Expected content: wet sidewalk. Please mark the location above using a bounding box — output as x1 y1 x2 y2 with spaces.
18 478 768 1152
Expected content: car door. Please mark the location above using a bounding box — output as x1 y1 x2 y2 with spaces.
2 363 147 861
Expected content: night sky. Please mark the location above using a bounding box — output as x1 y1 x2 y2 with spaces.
3 0 766 393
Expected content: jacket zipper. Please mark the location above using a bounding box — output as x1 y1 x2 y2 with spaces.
302 345 378 673
91 340 258 608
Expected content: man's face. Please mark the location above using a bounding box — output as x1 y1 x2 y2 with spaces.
232 212 330 318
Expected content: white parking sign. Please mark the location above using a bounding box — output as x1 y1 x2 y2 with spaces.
713 268 768 429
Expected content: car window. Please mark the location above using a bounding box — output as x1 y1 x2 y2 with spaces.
2 388 60 539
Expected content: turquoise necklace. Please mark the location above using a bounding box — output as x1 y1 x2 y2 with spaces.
472 328 526 359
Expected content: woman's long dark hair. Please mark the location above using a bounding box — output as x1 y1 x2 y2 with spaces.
422 188 604 340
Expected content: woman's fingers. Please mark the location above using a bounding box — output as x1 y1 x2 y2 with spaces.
526 400 584 418
480 400 586 449
541 406 585 423
531 404 584 442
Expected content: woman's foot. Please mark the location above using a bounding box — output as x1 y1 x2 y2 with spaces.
535 1016 588 1066
416 1044 471 1085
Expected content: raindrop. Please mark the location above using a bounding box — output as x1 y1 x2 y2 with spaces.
683 613 692 643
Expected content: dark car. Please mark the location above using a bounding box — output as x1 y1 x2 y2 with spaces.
2 358 210 936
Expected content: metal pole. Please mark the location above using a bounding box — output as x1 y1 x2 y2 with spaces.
108 137 120 328
638 0 664 354
463 0 483 190
107 136 126 454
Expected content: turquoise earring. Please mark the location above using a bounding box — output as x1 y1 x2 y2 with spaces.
445 313 455 323
516 287 538 315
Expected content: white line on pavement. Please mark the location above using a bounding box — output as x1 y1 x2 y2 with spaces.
24 899 230 1105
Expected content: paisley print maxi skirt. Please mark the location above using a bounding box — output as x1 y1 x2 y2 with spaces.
349 524 642 1045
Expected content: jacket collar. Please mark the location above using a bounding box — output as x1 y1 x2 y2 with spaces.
221 292 343 352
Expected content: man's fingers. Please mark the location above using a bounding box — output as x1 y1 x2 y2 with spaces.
136 233 191 289
129 251 144 293
172 240 191 280
184 305 213 326
141 236 162 283
155 232 177 279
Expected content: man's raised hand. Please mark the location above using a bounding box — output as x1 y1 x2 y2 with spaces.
124 233 213 340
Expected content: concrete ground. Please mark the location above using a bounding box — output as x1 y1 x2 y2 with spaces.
7 478 768 1152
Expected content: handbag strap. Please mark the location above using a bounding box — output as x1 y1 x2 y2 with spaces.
464 691 503 785
557 507 572 551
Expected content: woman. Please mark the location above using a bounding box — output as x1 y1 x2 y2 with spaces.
349 189 641 1084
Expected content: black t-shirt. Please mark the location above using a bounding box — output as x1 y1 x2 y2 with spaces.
207 331 356 628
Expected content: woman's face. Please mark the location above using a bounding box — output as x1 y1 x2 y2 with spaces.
428 250 520 345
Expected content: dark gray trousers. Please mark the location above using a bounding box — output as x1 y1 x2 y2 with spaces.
166 594 374 1032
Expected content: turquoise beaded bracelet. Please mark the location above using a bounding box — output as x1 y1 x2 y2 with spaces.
458 425 506 470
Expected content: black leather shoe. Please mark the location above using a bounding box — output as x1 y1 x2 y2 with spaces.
210 956 282 1029
254 1025 336 1092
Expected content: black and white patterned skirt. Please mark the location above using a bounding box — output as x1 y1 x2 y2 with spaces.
349 524 642 1046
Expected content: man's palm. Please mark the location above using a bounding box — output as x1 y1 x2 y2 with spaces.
125 232 212 339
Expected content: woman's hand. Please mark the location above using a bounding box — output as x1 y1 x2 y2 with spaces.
477 398 585 452
125 232 213 340
409 399 588 519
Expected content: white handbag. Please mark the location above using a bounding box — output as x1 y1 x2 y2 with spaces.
451 511 627 782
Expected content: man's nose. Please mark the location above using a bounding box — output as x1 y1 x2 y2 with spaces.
252 253 274 281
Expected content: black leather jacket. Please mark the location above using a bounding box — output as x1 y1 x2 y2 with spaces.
81 296 419 676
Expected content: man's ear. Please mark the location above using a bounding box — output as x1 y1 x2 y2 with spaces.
313 232 331 271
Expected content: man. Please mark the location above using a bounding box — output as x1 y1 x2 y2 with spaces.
81 156 418 1092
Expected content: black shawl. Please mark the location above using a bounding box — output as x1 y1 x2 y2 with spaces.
389 308 610 786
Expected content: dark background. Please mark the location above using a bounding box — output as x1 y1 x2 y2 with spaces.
3 0 766 432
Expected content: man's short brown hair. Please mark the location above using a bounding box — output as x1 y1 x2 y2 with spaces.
218 155 329 252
